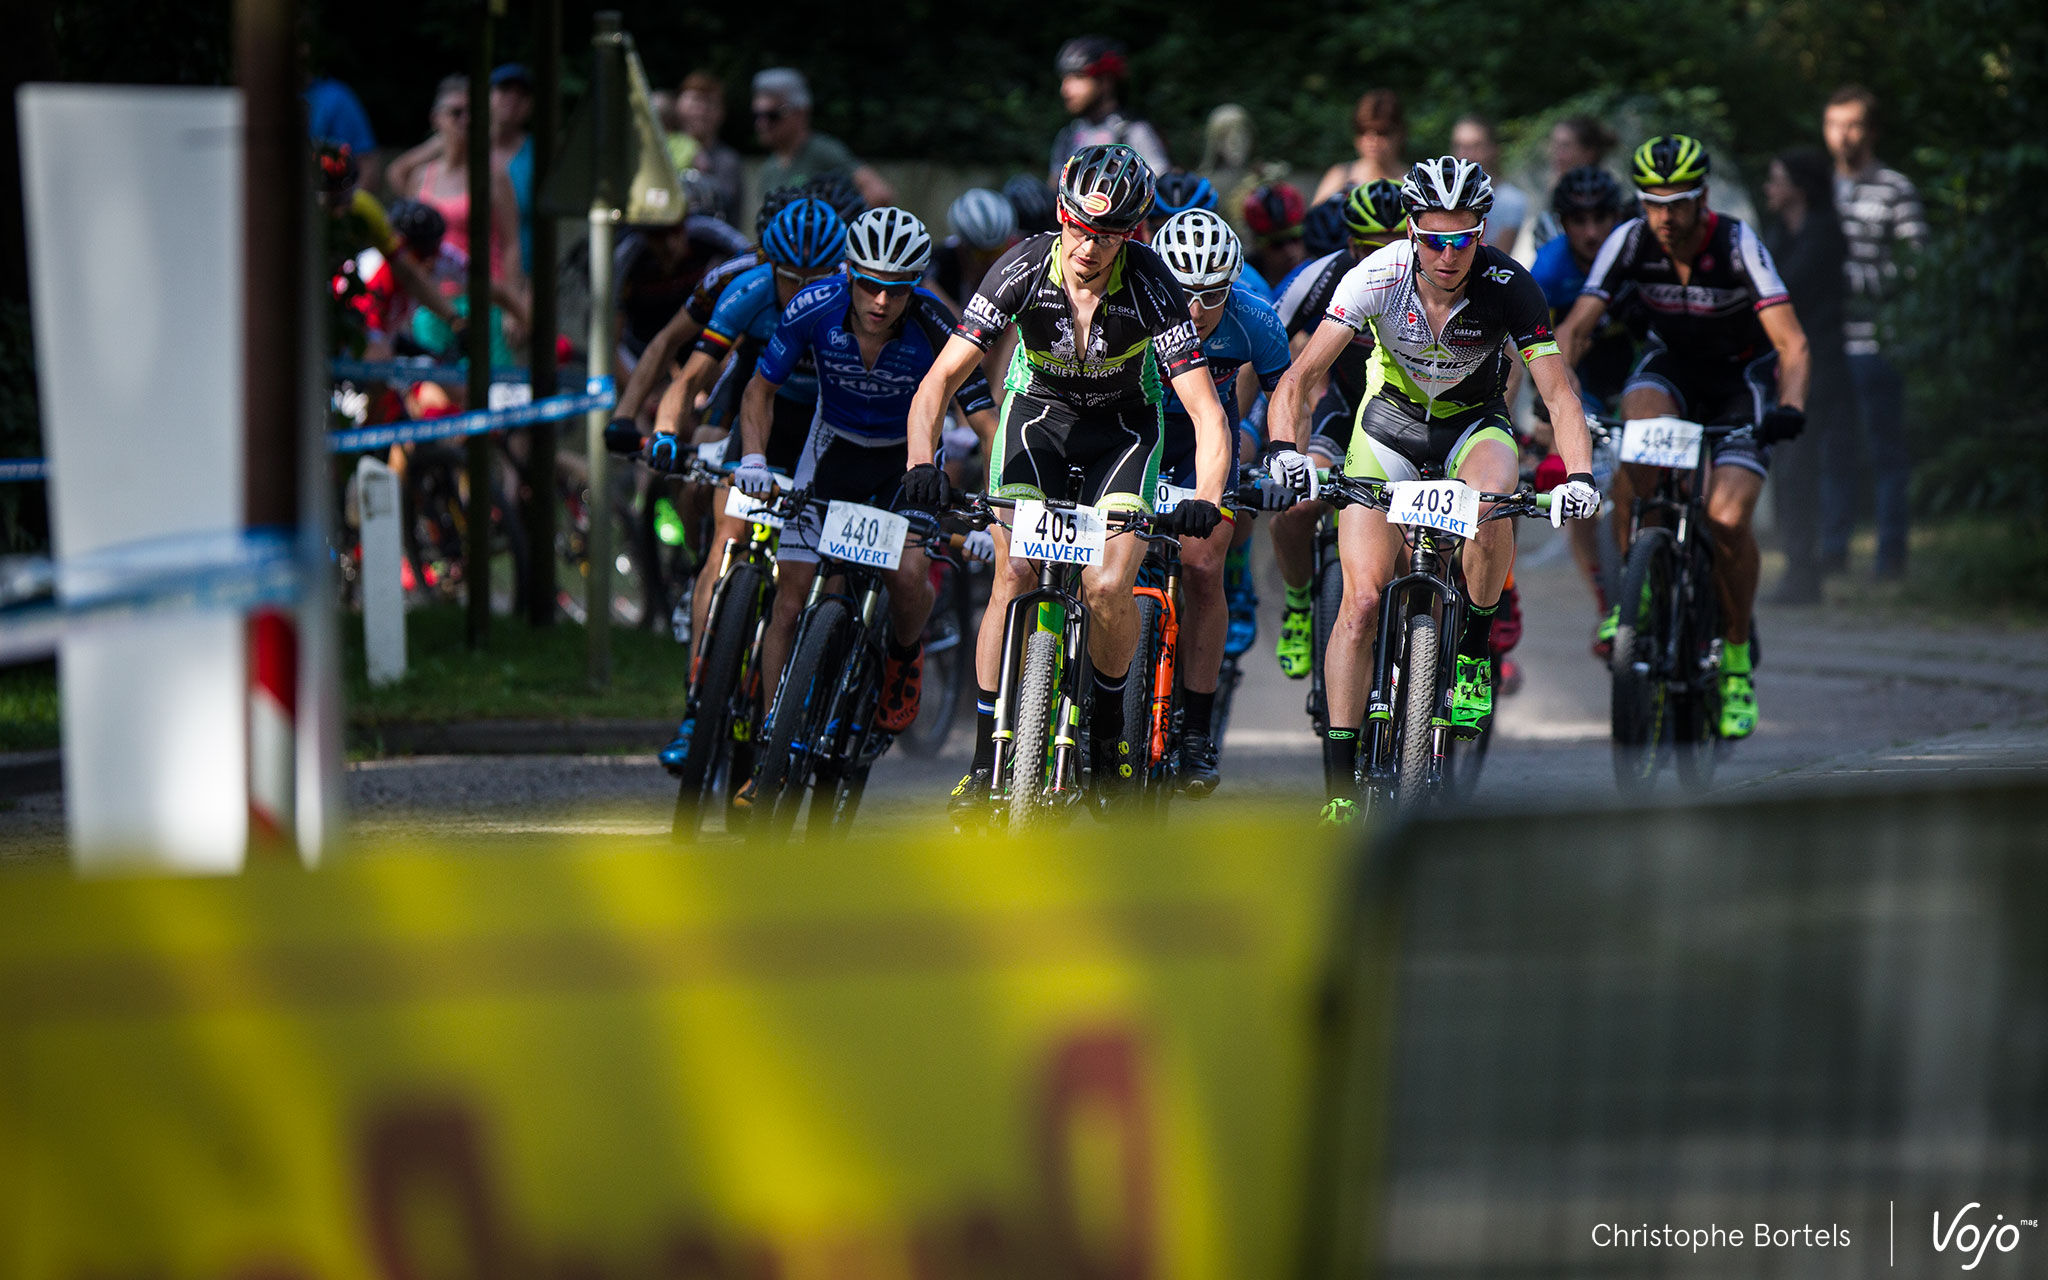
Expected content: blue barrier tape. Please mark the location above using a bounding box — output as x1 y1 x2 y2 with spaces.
326 378 615 454
0 460 48 483
329 358 583 387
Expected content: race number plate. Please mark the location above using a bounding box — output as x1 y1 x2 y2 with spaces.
1152 480 1197 514
695 440 727 466
1618 417 1705 469
1009 500 1108 566
818 501 910 570
1386 480 1480 540
723 486 785 529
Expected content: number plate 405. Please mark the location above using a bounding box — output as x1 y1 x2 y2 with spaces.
1010 499 1108 565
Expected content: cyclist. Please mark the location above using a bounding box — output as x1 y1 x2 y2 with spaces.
1529 164 1638 656
901 143 1235 816
730 208 1001 798
1151 208 1293 794
1266 179 1406 682
1049 37 1170 177
1554 135 1812 740
1267 157 1603 822
1300 193 1349 261
929 188 1020 312
1004 174 1060 237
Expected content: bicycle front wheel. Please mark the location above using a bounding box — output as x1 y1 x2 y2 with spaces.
1309 544 1344 736
755 597 858 839
1005 628 1064 834
672 562 764 841
898 560 971 757
1396 612 1439 811
1610 530 1677 796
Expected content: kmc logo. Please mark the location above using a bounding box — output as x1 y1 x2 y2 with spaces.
1933 1203 2036 1270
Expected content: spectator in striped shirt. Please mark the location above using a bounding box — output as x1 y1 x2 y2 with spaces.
1823 84 1926 579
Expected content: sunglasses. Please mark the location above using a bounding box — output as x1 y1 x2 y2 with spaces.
1058 210 1129 246
753 107 790 123
773 264 839 285
849 267 917 298
1188 284 1231 308
1637 187 1706 205
1412 224 1484 253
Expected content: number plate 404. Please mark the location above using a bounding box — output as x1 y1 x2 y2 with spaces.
1009 499 1108 566
1386 480 1480 539
723 486 785 529
817 501 910 570
1618 416 1705 469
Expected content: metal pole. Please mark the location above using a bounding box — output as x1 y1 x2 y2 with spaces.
522 0 561 627
463 0 497 648
584 11 624 686
237 0 303 857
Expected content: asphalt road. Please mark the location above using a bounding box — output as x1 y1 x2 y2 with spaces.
6 522 2046 854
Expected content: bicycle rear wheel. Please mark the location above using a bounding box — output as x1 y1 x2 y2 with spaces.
1395 613 1440 811
672 563 764 840
1610 530 1677 796
755 598 858 839
1308 544 1344 736
1005 628 1063 833
898 559 971 757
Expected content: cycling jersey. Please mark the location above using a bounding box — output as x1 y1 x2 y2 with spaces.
1276 247 1373 404
758 277 996 445
694 261 819 403
957 233 1206 410
1324 241 1559 422
615 216 750 356
1161 282 1290 424
1532 235 1637 407
1237 261 1275 303
683 249 763 333
1579 213 1788 368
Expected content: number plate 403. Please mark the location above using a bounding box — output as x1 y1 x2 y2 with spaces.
1386 480 1480 539
1009 499 1108 566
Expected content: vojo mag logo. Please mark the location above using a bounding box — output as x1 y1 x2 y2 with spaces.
1932 1203 2037 1270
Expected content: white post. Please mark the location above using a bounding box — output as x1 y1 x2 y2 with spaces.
356 457 407 687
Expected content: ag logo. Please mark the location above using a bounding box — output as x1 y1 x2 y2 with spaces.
1483 266 1515 284
1081 192 1113 217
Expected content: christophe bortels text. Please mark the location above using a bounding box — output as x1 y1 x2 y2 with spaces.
1591 1223 1850 1252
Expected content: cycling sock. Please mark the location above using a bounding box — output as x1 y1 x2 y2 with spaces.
1182 689 1216 735
972 688 997 773
1285 581 1312 611
887 634 920 663
1461 600 1499 660
1092 668 1128 745
1323 727 1359 796
1722 640 1753 676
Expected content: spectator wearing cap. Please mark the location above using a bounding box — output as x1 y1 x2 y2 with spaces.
1049 36 1169 179
751 68 894 209
1312 89 1408 203
488 63 536 274
669 71 746 221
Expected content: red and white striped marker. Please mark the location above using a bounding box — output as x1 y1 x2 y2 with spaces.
249 608 297 851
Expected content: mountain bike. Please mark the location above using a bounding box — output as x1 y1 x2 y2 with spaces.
1320 466 1554 813
1606 415 1745 795
894 541 981 757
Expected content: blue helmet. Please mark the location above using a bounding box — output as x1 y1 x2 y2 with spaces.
1151 171 1218 222
760 197 846 270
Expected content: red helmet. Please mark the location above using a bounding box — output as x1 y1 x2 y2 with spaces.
1242 182 1306 242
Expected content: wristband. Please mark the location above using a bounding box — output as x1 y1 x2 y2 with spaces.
1566 472 1596 487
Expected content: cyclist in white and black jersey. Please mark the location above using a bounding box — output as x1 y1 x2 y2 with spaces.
1555 135 1813 741
1267 157 1602 821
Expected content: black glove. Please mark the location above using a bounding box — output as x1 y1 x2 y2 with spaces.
647 434 683 473
1162 498 1222 539
1758 405 1807 444
603 417 644 456
901 463 951 513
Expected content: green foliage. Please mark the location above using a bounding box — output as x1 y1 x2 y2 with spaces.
0 659 58 752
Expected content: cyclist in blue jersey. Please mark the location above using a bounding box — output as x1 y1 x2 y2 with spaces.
1147 172 1274 301
1151 209 1293 794
731 209 1002 776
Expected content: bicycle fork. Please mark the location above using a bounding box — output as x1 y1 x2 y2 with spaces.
988 568 1090 802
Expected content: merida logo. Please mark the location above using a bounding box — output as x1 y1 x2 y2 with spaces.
1934 1204 2036 1270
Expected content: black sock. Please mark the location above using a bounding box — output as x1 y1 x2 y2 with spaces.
1092 668 1127 745
888 634 920 662
1324 727 1359 796
1182 688 1216 737
972 688 997 773
1461 600 1498 660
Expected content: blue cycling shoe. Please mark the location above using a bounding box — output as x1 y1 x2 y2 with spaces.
658 717 695 774
1224 546 1258 657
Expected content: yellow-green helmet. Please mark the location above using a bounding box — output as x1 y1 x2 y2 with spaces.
1342 178 1408 239
1631 134 1710 188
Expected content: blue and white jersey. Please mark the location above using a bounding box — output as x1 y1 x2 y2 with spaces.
1160 281 1291 424
1237 261 1275 303
695 261 819 403
1530 234 1589 314
757 276 996 444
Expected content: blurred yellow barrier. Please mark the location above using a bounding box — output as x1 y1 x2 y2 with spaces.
0 821 1351 1279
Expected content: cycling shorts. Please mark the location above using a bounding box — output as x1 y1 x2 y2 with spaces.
1345 396 1518 483
1624 346 1780 479
778 424 912 567
720 393 820 475
989 391 1162 512
1159 411 1241 517
1306 385 1355 464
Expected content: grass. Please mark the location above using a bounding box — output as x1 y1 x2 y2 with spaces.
343 605 692 727
1818 520 2048 629
0 660 58 752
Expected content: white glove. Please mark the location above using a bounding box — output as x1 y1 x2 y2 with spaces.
1550 476 1601 528
732 452 776 498
962 529 996 563
1265 448 1319 502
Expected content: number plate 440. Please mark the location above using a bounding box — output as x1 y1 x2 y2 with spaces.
818 501 910 570
1010 499 1108 566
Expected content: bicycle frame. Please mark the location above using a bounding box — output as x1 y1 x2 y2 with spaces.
1620 433 1727 702
1132 538 1183 772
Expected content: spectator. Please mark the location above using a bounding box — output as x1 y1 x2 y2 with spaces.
651 90 679 133
1761 146 1852 603
1048 36 1169 179
306 74 381 192
1451 114 1529 250
751 68 894 209
1531 114 1618 248
1242 182 1308 287
383 77 527 341
1823 84 1925 579
672 71 746 221
1312 89 1407 203
1199 104 1255 210
488 63 535 275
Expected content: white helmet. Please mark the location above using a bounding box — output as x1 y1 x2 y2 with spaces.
947 188 1017 252
1400 156 1495 219
845 207 933 275
1152 208 1243 290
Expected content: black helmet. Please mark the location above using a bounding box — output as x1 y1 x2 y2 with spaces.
1302 194 1348 258
758 183 808 230
1004 174 1059 236
1400 156 1495 219
1056 36 1127 81
386 198 447 259
1057 142 1155 234
1552 165 1627 217
1150 172 1219 223
802 170 867 221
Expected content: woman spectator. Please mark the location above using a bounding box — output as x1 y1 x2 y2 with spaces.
1761 145 1852 604
1531 115 1620 247
388 76 527 318
1312 89 1408 203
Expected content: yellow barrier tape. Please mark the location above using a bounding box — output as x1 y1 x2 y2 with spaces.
0 821 1350 1279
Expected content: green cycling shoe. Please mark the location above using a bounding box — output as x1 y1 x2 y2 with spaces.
1320 797 1361 826
1275 607 1313 679
1719 671 1757 739
1450 654 1493 739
